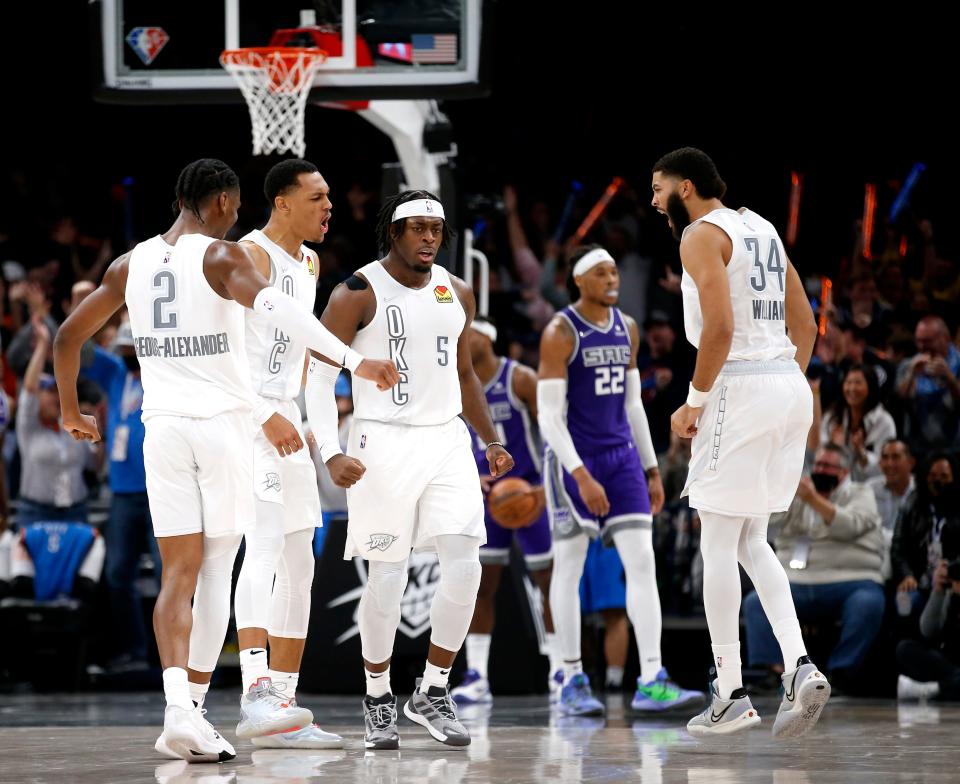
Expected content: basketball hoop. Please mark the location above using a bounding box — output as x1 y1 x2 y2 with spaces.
220 47 327 158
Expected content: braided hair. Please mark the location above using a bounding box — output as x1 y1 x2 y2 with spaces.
172 158 240 221
375 189 455 256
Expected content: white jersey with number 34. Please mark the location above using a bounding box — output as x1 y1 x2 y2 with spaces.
350 260 465 426
125 234 254 421
680 207 797 363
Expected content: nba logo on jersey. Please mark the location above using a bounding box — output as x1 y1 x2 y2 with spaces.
125 27 170 66
434 286 453 303
360 434 367 449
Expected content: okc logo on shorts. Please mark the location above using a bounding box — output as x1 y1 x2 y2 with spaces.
367 533 398 552
262 472 281 492
434 285 453 303
125 27 170 66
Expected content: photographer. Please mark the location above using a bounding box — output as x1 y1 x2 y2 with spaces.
896 543 960 701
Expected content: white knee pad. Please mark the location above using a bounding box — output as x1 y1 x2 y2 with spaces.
234 502 285 632
188 534 242 673
429 535 482 652
359 558 409 663
269 529 316 639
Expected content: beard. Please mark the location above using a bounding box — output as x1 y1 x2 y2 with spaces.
666 191 692 241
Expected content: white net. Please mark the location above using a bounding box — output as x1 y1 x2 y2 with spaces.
220 48 327 158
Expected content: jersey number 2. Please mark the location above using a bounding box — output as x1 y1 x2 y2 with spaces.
152 270 179 330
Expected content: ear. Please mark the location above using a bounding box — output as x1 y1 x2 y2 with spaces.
218 191 229 214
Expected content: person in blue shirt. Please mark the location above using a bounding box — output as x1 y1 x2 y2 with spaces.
83 319 158 667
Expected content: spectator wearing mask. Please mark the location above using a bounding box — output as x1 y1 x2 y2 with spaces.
81 319 157 668
867 440 916 580
896 316 960 452
813 364 896 481
891 453 960 605
15 316 94 524
743 443 885 686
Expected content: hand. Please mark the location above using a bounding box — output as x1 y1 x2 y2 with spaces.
849 429 866 452
31 314 51 346
8 280 28 303
503 184 518 214
63 412 101 442
574 468 610 517
478 473 494 494
646 470 665 515
670 403 701 439
654 367 673 391
354 358 401 391
933 560 950 593
326 454 366 488
910 353 930 376
658 266 682 295
897 575 918 594
926 356 954 382
486 445 514 478
796 476 818 504
261 413 304 457
24 282 50 317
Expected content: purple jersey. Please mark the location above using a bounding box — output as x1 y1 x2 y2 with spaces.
469 358 541 480
559 306 633 455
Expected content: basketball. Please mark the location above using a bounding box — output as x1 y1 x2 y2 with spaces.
488 477 544 529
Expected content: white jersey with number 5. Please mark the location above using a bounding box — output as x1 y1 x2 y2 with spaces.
125 234 254 421
350 260 465 426
680 207 796 362
241 229 317 400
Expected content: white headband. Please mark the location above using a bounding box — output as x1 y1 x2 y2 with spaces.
572 248 616 278
470 321 498 343
392 199 445 222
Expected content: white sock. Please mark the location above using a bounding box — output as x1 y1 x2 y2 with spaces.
712 642 743 700
545 632 563 675
606 665 625 689
268 669 299 700
563 659 584 683
466 634 491 679
163 667 193 710
640 656 664 685
365 666 391 698
422 660 451 692
773 619 808 671
240 648 269 691
188 680 210 708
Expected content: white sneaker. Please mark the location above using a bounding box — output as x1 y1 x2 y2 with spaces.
236 677 314 739
897 674 940 701
251 723 345 749
548 669 564 704
772 657 831 739
450 669 493 706
160 705 236 763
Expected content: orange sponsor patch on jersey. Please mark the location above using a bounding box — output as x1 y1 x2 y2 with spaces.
434 285 453 303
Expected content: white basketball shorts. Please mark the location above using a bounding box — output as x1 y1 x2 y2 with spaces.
682 360 812 517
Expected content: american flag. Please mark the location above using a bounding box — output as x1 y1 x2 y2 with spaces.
412 34 458 64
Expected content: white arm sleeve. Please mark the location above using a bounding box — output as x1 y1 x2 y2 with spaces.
536 378 584 474
305 358 344 463
625 368 658 471
253 287 363 372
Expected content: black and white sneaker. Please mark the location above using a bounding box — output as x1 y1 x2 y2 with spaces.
772 656 830 739
363 694 400 750
403 678 471 747
687 679 761 738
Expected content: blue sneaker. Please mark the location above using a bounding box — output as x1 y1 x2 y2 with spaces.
451 669 493 706
632 669 705 712
558 673 605 717
548 669 564 704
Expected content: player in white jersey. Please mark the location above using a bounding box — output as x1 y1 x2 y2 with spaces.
182 159 344 749
651 148 829 738
53 159 399 763
306 190 514 750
